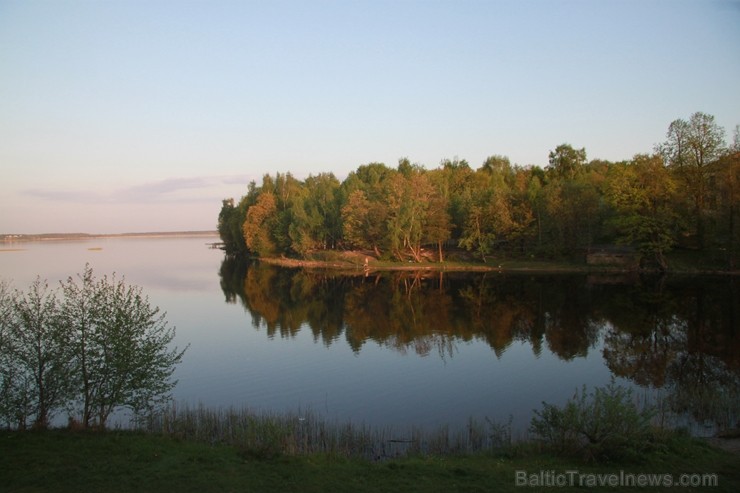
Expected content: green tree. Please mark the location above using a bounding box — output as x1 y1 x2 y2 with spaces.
481 154 511 175
273 172 305 253
540 147 604 254
547 144 587 180
425 193 452 262
397 156 414 176
219 181 262 256
341 189 387 256
290 173 341 254
506 166 538 254
432 159 473 244
0 279 72 429
218 198 246 255
458 170 514 261
341 189 369 250
218 198 238 252
340 163 395 256
386 169 436 262
60 266 187 428
0 281 18 426
525 167 546 250
714 150 740 267
606 154 678 270
657 112 726 248
530 380 655 461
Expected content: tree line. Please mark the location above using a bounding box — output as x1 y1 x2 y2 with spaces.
219 112 740 270
0 266 187 430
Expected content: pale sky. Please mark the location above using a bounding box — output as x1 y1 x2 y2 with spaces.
1 0 739 234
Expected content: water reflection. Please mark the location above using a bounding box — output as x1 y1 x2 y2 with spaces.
221 259 607 360
220 258 739 431
600 277 740 430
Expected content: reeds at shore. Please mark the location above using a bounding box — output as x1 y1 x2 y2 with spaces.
139 403 513 460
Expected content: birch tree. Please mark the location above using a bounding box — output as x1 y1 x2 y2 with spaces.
61 266 187 428
0 279 73 429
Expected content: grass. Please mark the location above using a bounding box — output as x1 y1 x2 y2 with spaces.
3 382 739 492
2 428 738 492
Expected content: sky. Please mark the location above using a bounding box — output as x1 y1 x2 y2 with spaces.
1 0 739 234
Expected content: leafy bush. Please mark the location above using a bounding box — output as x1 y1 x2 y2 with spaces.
530 380 656 461
0 266 187 430
0 278 74 429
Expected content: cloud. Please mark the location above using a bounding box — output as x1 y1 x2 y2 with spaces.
118 177 221 202
24 188 102 202
24 174 255 205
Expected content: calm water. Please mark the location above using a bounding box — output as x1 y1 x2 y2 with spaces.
1 236 738 435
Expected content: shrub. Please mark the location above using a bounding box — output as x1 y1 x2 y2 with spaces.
530 380 656 461
0 266 187 430
0 279 73 429
60 265 188 429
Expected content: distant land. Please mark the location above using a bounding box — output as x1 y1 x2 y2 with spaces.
1 231 219 242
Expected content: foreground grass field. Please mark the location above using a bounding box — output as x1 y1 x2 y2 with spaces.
2 430 738 492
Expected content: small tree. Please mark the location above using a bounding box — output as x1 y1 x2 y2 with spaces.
61 266 188 428
0 280 27 429
530 380 655 461
0 279 73 429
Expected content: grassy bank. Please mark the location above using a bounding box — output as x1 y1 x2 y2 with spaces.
2 429 738 492
4 385 739 492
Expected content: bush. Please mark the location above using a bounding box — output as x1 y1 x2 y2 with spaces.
0 266 187 430
60 265 188 429
0 278 73 429
529 380 656 461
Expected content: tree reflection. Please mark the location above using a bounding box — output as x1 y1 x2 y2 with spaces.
600 276 686 388
220 263 605 360
601 277 740 432
219 260 739 430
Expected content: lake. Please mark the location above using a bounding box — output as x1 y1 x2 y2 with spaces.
1 235 738 437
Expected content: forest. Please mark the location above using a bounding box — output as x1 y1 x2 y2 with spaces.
218 112 740 270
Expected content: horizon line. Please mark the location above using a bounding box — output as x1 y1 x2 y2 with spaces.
2 230 219 240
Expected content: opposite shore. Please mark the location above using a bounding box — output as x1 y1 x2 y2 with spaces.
1 231 220 242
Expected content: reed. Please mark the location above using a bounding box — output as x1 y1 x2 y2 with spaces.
139 403 513 459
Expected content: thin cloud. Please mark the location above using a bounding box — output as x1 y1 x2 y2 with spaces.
25 188 102 202
119 177 217 202
24 174 255 205
222 174 256 185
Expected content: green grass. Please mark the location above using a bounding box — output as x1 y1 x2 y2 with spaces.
2 429 738 492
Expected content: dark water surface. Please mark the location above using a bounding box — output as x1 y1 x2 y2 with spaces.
2 236 738 435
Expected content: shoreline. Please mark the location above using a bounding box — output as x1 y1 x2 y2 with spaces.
2 231 219 243
257 254 740 276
